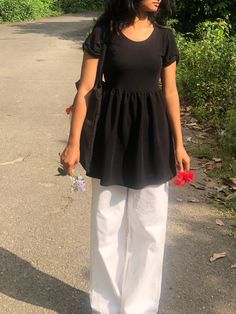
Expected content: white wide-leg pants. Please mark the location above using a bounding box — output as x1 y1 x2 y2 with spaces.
89 178 169 314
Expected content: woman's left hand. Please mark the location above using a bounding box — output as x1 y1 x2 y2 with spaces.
175 145 191 172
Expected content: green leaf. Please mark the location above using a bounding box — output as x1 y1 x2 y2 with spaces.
56 167 67 176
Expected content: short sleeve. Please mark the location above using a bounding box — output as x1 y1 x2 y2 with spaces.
163 28 180 67
82 24 104 58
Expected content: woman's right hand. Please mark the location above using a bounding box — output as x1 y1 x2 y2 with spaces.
60 144 80 176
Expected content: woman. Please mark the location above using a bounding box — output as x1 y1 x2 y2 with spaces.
61 0 191 313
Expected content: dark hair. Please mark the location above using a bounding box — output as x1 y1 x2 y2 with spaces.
96 0 176 34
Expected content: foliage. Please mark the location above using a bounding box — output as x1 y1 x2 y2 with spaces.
177 19 236 126
0 0 103 22
174 0 236 34
0 0 62 22
222 108 236 155
195 18 232 40
177 19 236 154
59 0 103 13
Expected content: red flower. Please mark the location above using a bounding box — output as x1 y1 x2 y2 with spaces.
65 104 74 115
172 170 195 186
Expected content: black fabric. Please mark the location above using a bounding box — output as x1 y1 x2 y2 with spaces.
163 28 180 67
82 24 105 58
82 23 180 189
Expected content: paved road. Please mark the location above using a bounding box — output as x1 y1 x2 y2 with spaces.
0 13 235 314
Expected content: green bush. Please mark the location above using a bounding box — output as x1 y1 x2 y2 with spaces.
174 0 236 34
177 19 236 129
59 0 103 13
0 0 103 22
222 108 236 155
0 0 62 22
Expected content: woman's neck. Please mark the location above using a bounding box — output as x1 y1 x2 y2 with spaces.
133 10 152 29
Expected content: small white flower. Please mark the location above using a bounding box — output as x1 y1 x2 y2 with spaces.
69 172 86 192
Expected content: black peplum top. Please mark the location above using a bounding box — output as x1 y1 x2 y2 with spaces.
82 21 180 189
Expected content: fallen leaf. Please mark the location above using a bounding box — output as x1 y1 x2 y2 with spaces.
231 263 236 269
186 136 192 142
205 161 222 170
185 122 197 127
230 177 236 185
192 139 201 144
197 133 207 139
212 157 222 162
203 161 214 170
213 196 227 205
188 198 200 203
216 185 228 193
215 219 225 226
210 252 227 262
192 125 202 130
223 178 236 190
190 182 206 190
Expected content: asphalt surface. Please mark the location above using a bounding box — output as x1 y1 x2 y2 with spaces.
0 13 236 314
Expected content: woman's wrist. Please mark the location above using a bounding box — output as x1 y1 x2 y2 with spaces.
175 141 184 149
67 139 80 148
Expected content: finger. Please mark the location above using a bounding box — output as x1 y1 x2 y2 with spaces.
177 162 183 172
67 165 74 176
183 159 190 171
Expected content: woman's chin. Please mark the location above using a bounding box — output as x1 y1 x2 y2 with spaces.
146 6 159 13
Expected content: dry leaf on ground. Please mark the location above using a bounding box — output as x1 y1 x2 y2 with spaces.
223 178 236 190
209 252 227 262
190 182 206 190
185 136 192 142
216 185 228 193
205 161 222 171
212 157 222 162
188 198 200 203
215 219 225 226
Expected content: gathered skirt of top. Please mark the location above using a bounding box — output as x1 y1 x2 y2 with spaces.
85 85 177 189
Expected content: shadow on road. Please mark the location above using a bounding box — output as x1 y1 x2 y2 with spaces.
0 247 92 314
7 13 100 43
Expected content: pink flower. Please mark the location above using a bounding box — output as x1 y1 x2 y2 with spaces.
172 170 195 186
65 104 74 115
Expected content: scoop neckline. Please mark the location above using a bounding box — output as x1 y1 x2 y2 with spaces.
120 26 156 43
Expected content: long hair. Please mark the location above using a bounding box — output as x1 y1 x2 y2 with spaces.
95 0 176 34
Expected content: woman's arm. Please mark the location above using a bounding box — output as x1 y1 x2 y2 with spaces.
161 62 191 171
68 52 99 147
60 51 99 175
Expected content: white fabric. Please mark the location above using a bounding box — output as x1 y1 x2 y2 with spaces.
89 178 169 314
